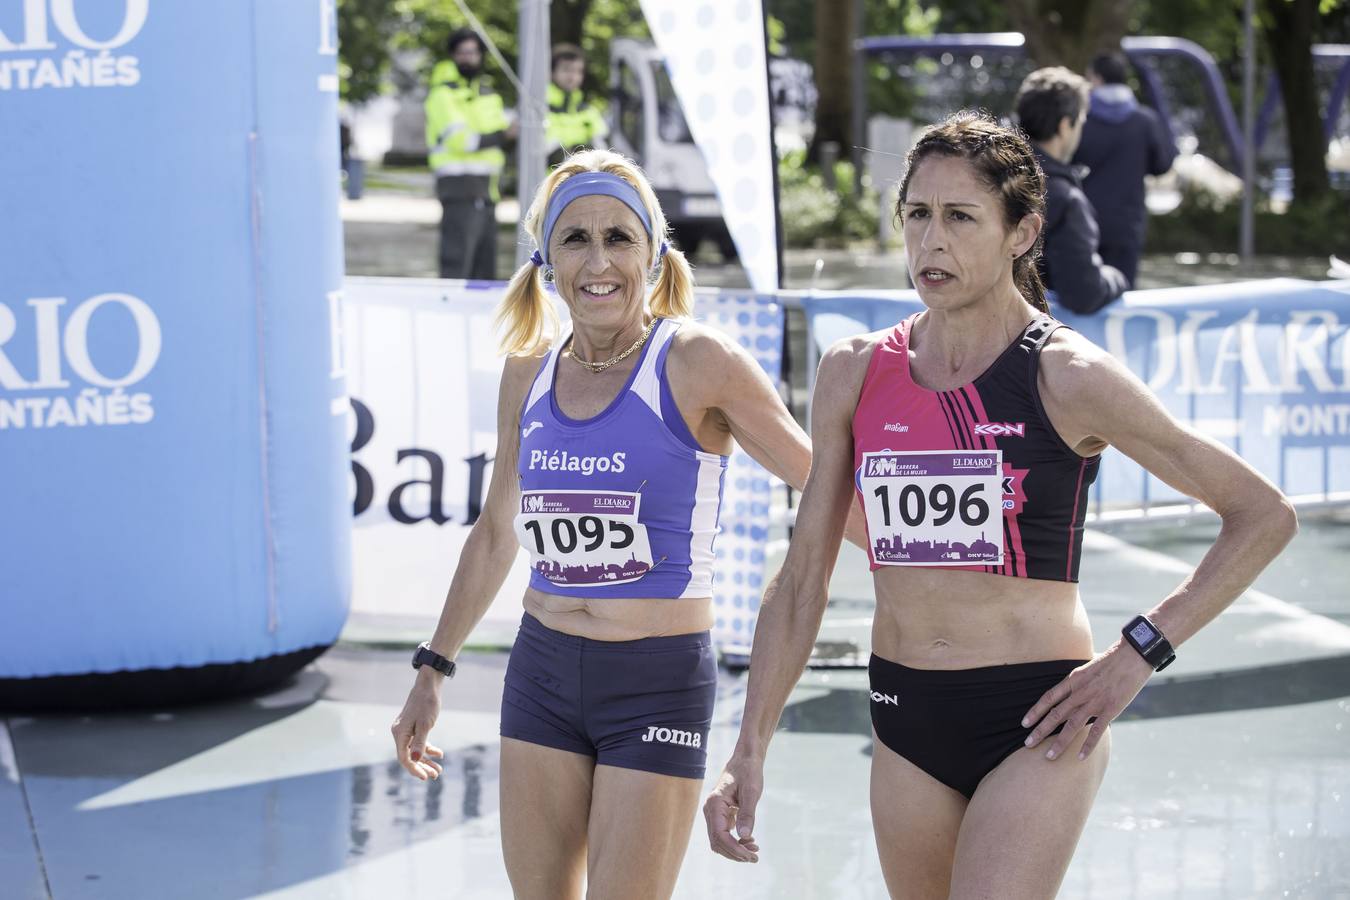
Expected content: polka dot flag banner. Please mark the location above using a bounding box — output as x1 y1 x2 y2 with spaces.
641 0 779 293
694 289 782 652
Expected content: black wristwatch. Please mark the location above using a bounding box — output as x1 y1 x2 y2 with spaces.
411 642 457 678
1121 615 1175 672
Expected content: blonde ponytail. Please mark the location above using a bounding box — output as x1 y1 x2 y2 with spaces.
496 260 559 356
649 245 695 320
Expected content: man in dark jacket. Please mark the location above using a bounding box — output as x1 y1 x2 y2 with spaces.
1072 52 1178 287
1015 67 1128 314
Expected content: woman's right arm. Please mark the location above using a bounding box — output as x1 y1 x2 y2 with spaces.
702 336 871 862
391 352 541 780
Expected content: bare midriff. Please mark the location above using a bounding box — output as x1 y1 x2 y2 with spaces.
872 568 1093 669
523 588 714 642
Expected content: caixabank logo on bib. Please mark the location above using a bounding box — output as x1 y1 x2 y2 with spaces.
0 293 162 429
0 0 148 91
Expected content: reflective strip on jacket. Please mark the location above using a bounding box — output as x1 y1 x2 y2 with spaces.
545 83 608 154
425 59 508 197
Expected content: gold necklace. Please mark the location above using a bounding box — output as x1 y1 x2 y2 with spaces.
566 319 657 374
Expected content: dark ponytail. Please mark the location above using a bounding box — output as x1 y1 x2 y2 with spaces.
1012 235 1049 315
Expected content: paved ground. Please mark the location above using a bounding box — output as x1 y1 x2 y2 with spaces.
3 187 1345 899
4 510 1348 899
339 186 1335 289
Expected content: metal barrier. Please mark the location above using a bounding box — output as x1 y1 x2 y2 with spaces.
337 276 1347 663
793 279 1350 522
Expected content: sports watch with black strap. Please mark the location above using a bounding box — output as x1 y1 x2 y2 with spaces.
1121 615 1175 672
411 641 457 678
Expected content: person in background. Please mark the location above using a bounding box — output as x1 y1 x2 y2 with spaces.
1072 52 1178 289
545 43 609 168
425 27 517 280
339 107 352 180
1015 67 1128 315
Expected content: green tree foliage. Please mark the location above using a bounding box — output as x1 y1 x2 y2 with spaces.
338 0 649 107
1148 184 1350 254
1004 0 1133 71
1140 0 1251 117
388 0 521 102
1141 0 1347 208
767 0 941 145
861 0 940 122
779 0 1349 206
778 150 879 246
1140 0 1348 122
337 0 403 104
340 0 1347 217
551 0 650 97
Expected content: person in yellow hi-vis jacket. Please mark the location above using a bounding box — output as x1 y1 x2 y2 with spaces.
426 28 517 279
545 44 608 169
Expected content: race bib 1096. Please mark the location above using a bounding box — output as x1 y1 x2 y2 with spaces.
514 490 655 586
858 450 1003 566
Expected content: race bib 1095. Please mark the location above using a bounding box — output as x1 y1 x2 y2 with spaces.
858 450 1003 566
514 490 655 586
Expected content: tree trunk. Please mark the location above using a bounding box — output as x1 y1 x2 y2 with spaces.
1260 0 1330 207
808 0 856 164
1005 0 1133 72
550 0 591 49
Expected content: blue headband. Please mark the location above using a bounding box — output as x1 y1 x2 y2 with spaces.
538 172 655 265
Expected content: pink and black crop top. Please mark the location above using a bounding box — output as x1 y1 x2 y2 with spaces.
851 314 1098 582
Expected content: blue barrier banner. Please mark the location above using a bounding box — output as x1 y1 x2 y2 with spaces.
340 279 783 651
1 1 349 687
802 279 1350 514
1055 280 1350 510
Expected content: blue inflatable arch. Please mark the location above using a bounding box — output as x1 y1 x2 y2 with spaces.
0 1 351 708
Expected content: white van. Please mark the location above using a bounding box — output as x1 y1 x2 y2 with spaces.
607 40 817 260
607 39 733 258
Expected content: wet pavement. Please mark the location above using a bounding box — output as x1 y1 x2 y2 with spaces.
2 190 1344 899
4 513 1349 899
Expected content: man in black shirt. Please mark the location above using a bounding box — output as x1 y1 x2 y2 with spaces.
1073 53 1178 287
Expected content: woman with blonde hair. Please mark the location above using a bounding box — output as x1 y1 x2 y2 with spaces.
391 149 854 899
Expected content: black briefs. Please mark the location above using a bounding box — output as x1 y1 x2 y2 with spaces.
869 654 1088 799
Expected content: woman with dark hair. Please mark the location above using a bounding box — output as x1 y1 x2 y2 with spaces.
703 111 1295 898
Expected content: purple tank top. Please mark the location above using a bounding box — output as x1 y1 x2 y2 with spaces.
514 319 727 598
